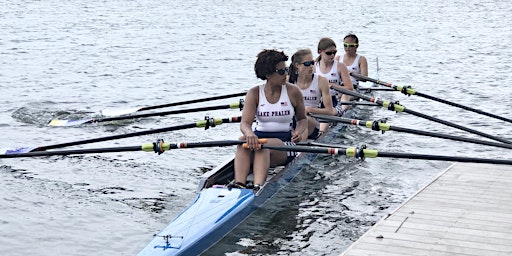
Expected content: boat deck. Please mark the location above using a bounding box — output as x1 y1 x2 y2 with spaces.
340 162 512 256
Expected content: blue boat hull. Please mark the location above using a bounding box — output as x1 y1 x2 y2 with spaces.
137 187 255 256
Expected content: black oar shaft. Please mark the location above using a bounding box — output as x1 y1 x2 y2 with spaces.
261 144 343 154
351 73 512 124
0 139 253 159
261 144 512 165
357 87 395 92
414 91 512 123
92 102 241 123
389 125 512 149
312 113 512 150
313 114 511 148
350 72 390 86
403 108 511 144
139 92 247 111
0 146 142 158
338 101 379 106
333 87 512 144
375 151 512 165
36 123 195 151
35 117 241 151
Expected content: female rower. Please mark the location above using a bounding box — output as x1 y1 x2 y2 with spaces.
233 49 307 190
315 37 354 131
288 48 337 140
335 33 368 89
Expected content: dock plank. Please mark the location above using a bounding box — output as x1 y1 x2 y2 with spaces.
340 163 512 256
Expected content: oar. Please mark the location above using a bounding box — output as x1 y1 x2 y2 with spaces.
99 91 247 117
337 101 379 107
297 140 352 148
333 86 512 144
357 87 395 92
311 114 512 150
2 116 241 154
350 73 512 124
48 101 244 127
0 139 266 159
253 144 512 165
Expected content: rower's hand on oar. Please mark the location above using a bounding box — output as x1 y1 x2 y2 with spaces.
291 130 302 143
245 133 260 150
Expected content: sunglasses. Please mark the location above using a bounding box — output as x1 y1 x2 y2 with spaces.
324 51 337 56
302 60 315 67
275 67 289 75
343 43 358 48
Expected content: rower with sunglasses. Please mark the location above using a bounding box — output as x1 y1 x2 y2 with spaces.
314 37 354 131
233 49 307 190
288 48 337 140
335 33 368 89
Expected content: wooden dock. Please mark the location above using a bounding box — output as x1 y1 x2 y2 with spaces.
340 162 512 256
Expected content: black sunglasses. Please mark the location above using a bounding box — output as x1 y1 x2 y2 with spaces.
302 60 315 67
325 51 337 56
275 67 289 75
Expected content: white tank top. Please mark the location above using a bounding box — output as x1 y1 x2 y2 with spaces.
315 60 341 95
341 54 361 87
298 74 321 108
255 84 295 132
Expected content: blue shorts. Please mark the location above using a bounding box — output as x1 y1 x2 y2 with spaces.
307 127 320 140
254 130 296 164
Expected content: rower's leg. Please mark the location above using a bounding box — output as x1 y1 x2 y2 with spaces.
234 144 252 185
319 122 329 133
252 148 270 185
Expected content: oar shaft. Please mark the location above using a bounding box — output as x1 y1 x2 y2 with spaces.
403 108 511 144
0 146 142 158
389 125 512 149
36 123 195 151
414 91 512 123
36 117 241 151
357 87 395 92
139 92 247 111
375 151 512 165
164 139 267 150
350 73 390 86
260 144 512 165
92 102 242 123
351 73 512 124
260 144 348 155
338 101 379 106
1 139 260 159
312 113 512 150
333 87 512 144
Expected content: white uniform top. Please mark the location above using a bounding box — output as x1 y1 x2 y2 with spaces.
341 53 361 87
315 60 341 96
254 84 294 132
298 74 321 108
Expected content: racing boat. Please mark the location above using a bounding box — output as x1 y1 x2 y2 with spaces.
136 107 363 255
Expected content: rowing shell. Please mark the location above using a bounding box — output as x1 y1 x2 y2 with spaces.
137 104 366 255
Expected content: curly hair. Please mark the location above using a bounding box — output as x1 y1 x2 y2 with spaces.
254 49 288 80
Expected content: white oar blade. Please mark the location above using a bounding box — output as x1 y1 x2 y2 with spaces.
48 119 92 127
1 147 35 154
100 107 143 117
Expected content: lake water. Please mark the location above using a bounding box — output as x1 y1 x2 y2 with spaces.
1 0 511 255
